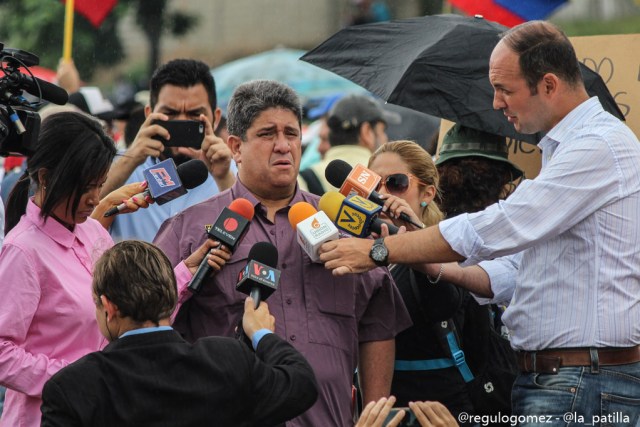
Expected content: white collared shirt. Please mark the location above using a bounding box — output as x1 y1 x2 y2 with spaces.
440 97 640 350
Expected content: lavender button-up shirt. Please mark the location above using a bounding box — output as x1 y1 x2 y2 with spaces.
155 180 411 427
0 200 113 427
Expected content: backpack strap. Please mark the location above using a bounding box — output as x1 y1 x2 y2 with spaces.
407 269 474 383
299 168 325 196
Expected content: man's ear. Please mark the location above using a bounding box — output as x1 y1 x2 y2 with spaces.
144 104 152 118
358 122 375 152
227 135 242 164
541 73 559 96
213 107 222 130
100 295 119 321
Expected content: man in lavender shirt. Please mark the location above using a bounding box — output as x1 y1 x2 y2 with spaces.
154 80 412 427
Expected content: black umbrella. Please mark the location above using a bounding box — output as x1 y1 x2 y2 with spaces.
301 14 624 144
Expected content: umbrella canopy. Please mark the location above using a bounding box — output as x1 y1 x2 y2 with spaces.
301 14 624 144
211 47 367 112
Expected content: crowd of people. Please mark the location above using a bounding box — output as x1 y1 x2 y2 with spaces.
0 18 639 427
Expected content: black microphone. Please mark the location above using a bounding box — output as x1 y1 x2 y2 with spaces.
325 159 424 229
235 242 280 309
104 159 209 217
14 72 69 105
187 198 255 293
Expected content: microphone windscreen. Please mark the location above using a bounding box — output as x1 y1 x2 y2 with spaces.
318 191 346 222
228 198 255 220
288 202 318 230
176 159 209 189
324 159 352 188
248 241 278 268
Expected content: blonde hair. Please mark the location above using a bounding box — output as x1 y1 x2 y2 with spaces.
369 140 444 227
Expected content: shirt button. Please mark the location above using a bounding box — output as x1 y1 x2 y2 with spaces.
269 230 275 235
282 263 287 269
286 298 292 305
290 335 296 341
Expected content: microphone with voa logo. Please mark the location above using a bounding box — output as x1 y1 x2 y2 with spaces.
288 201 340 263
188 198 255 293
318 191 399 238
325 159 424 229
236 242 280 309
104 159 209 217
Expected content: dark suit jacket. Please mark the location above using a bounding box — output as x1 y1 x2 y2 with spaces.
40 330 318 427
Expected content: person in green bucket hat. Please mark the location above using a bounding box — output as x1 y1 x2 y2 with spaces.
436 124 524 218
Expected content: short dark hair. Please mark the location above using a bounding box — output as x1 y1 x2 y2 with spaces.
93 240 177 325
227 80 302 140
149 59 216 111
5 112 116 232
501 21 583 94
437 157 515 218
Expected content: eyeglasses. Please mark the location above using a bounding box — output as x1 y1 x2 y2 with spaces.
376 173 429 195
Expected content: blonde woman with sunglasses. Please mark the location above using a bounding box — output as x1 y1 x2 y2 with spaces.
367 140 475 422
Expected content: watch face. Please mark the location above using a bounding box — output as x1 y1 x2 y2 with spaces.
371 244 388 262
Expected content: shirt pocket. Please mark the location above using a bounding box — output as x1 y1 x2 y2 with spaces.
305 263 358 353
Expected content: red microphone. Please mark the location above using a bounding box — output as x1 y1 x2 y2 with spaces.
188 198 254 293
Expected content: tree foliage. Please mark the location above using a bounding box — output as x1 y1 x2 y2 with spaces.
0 0 198 81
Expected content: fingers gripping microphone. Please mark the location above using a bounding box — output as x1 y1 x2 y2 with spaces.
104 159 209 217
319 191 399 238
325 159 424 229
188 198 255 293
288 201 340 262
236 242 280 309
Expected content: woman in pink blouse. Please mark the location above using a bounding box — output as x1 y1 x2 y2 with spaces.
0 112 117 427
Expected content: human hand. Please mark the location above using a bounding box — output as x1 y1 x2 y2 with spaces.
409 401 458 427
183 240 231 275
91 181 151 228
319 237 376 276
356 396 405 427
242 297 276 338
124 112 170 165
378 193 424 231
195 114 233 179
56 58 81 94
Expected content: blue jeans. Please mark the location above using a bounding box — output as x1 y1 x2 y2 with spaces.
512 362 640 426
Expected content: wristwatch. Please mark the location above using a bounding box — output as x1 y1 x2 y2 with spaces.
369 238 389 267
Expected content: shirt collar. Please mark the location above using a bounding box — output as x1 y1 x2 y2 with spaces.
538 97 603 158
230 177 307 215
26 198 77 248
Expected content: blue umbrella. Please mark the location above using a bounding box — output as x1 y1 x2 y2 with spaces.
211 47 367 112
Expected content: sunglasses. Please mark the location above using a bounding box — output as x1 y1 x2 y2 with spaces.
376 173 429 195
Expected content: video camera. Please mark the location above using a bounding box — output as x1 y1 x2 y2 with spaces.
0 42 69 157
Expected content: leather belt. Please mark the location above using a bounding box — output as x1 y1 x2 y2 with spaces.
517 346 640 374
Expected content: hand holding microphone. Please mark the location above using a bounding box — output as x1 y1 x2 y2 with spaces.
288 201 340 262
104 158 209 217
325 159 424 229
187 198 255 293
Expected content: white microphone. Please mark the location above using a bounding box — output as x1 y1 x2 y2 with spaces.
288 201 340 262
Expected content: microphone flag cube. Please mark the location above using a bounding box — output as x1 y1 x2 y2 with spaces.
296 211 340 262
143 158 184 205
336 195 382 238
236 260 280 300
339 164 381 199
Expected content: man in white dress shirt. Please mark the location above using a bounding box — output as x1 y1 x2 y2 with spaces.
319 20 640 423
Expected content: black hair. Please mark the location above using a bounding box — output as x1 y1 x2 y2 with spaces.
5 112 116 233
149 59 216 111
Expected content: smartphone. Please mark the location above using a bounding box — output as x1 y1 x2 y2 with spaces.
384 408 419 427
152 120 205 149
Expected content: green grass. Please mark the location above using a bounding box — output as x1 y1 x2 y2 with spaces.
554 16 640 36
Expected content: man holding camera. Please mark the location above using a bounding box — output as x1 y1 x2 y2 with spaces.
101 59 236 242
